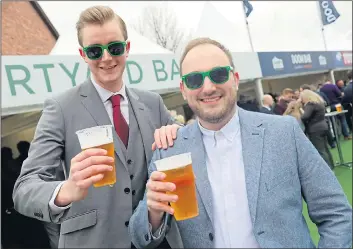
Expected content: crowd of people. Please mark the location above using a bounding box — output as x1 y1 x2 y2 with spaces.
257 71 352 170
2 142 52 248
2 5 352 249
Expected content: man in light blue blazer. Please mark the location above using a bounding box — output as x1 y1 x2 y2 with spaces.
129 37 352 248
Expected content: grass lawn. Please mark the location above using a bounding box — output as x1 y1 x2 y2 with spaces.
303 139 352 245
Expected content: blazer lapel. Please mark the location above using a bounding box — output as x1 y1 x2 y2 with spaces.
183 123 214 225
79 79 127 169
238 108 265 225
126 88 155 165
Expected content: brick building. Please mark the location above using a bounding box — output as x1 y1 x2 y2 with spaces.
1 1 59 55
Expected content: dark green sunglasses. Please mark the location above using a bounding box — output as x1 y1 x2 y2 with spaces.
181 66 234 90
83 41 127 60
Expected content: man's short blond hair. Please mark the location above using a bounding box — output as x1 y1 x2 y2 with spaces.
179 37 235 75
282 88 294 96
76 6 128 47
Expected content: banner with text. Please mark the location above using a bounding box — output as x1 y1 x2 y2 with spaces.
2 53 262 114
258 51 335 77
331 51 352 69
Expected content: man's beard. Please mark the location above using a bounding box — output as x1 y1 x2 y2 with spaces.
191 91 237 124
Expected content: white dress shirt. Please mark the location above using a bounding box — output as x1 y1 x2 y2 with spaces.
198 109 260 248
48 76 129 214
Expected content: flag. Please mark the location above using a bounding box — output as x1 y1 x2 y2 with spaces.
243 0 253 18
318 0 340 25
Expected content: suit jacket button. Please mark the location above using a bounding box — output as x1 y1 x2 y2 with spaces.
130 174 134 180
127 159 132 165
209 233 214 241
125 221 129 227
144 234 149 241
124 188 130 194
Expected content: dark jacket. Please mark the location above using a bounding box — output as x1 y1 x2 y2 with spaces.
301 102 328 134
273 98 290 115
342 81 352 104
259 106 274 115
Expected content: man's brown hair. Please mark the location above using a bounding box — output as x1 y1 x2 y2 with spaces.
282 88 294 96
179 37 235 75
76 6 128 47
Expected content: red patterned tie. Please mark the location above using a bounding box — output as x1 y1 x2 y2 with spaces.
110 94 129 148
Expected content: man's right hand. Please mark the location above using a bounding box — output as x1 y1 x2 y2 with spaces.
146 171 178 230
54 148 114 207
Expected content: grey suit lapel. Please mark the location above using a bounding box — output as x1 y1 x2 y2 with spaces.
183 123 214 225
79 79 127 169
238 108 265 225
126 88 155 164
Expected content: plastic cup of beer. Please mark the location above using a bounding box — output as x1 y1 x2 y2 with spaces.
154 152 198 221
335 104 342 112
76 125 116 187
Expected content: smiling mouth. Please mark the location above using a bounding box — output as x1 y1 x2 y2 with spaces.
200 96 222 103
100 65 117 70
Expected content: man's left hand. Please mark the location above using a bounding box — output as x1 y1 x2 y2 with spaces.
152 124 180 150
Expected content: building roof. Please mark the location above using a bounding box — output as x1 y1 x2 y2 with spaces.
30 1 59 40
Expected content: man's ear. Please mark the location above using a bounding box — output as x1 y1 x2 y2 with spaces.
234 72 240 90
180 81 187 100
79 48 89 63
125 40 130 58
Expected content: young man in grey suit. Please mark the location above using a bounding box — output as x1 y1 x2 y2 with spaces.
129 38 352 248
12 6 179 248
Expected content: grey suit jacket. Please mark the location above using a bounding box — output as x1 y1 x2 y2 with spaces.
12 79 173 248
129 108 352 248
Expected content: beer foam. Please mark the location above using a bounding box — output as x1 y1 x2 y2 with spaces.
76 125 113 149
154 152 192 171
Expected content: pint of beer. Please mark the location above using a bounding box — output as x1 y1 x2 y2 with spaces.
335 104 342 112
154 152 198 221
76 125 116 187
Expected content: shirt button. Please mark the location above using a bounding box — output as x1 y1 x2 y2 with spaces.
124 188 130 194
209 233 214 241
125 221 129 227
127 159 132 165
132 190 136 195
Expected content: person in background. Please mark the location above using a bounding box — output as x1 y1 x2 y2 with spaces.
12 141 30 177
174 115 185 125
293 89 300 100
129 37 352 249
320 77 351 140
300 90 334 169
342 70 353 133
169 110 178 121
273 88 294 115
342 71 352 105
283 101 305 132
336 79 346 92
12 5 179 248
259 94 274 114
299 84 312 92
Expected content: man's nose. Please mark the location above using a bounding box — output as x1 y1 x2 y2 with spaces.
202 76 216 92
101 49 112 61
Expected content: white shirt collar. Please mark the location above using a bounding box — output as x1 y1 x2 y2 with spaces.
90 75 127 103
198 106 240 143
263 105 271 111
